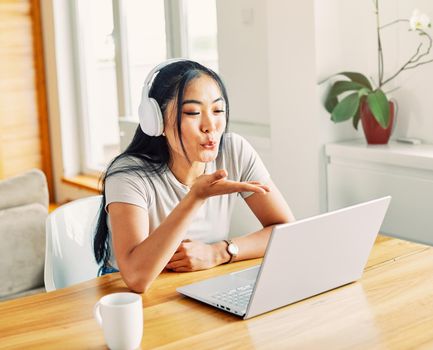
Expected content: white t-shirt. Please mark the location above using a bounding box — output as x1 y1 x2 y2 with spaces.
105 132 270 268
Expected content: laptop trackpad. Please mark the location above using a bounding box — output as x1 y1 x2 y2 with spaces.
230 265 260 283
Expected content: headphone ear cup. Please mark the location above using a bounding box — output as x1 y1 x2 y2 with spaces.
148 97 164 136
138 91 164 136
138 58 187 136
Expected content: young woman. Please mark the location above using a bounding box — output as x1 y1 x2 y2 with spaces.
94 59 295 293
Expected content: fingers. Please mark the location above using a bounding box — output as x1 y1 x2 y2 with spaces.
210 169 228 184
166 259 188 270
258 184 271 192
244 181 270 192
244 185 266 194
233 182 270 194
206 180 271 196
245 182 271 193
195 168 271 198
214 178 270 191
170 267 190 272
167 251 185 263
173 239 192 254
216 174 270 193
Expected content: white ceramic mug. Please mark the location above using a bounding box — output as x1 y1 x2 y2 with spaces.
94 292 143 350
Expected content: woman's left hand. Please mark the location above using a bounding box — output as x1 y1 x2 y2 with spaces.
165 239 220 272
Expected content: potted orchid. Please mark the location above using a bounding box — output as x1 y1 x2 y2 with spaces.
324 2 433 144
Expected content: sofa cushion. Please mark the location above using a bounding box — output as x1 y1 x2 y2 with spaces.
0 203 47 298
0 169 48 211
0 286 46 302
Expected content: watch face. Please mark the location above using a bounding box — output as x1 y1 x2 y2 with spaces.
228 243 239 256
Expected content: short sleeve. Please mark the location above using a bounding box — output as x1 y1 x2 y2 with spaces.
227 133 271 199
105 173 152 212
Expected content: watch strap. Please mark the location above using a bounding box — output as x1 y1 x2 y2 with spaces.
223 239 237 264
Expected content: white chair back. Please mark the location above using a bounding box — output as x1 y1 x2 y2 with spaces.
44 195 102 291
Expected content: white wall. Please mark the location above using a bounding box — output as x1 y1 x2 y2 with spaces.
218 0 433 232
266 0 323 219
316 0 433 143
216 0 269 127
393 0 433 142
218 0 346 224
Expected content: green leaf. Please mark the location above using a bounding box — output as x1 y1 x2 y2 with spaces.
325 81 368 113
325 96 339 114
331 92 361 123
367 89 390 128
358 87 370 97
337 72 373 90
353 107 361 130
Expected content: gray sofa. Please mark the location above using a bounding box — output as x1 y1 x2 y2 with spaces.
0 169 48 301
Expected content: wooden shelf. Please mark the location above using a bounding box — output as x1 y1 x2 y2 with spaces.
325 139 433 171
62 174 101 193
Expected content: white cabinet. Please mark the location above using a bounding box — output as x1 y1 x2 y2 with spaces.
326 140 433 246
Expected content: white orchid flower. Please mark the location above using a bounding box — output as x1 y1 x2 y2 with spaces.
409 9 431 31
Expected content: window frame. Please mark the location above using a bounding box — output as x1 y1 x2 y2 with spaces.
70 0 222 174
70 0 190 174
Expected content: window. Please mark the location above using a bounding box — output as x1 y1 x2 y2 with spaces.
124 1 167 120
185 0 218 71
73 0 119 171
72 0 218 172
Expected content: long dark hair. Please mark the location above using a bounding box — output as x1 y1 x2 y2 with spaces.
93 60 230 270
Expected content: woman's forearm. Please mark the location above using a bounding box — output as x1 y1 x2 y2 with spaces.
233 226 275 261
211 225 275 265
122 192 204 292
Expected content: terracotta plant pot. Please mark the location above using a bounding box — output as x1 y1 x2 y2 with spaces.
360 99 395 145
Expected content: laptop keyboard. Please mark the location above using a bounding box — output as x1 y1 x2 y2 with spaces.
212 284 254 309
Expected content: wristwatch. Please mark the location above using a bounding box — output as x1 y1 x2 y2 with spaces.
224 239 239 264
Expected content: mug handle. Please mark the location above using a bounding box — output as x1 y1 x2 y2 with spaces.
93 301 103 328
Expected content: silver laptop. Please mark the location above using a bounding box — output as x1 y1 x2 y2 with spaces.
177 196 391 319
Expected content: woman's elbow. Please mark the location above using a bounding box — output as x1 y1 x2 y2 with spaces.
126 277 151 294
269 207 295 226
129 283 148 294
274 212 295 225
121 271 152 294
287 212 296 223
285 207 296 223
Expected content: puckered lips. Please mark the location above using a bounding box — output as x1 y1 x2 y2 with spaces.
200 139 217 150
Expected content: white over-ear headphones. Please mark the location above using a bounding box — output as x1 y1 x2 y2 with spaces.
138 58 188 136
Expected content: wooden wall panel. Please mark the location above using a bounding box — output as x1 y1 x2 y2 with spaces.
0 0 53 199
0 0 41 178
30 0 54 200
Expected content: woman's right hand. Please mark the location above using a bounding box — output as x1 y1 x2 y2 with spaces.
190 169 270 200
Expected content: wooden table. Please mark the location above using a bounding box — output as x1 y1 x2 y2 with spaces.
1 235 433 349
